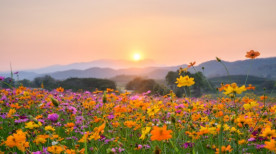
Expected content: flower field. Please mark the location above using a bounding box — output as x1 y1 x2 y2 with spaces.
0 85 275 154
0 51 275 154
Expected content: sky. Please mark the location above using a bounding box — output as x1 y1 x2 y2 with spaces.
1 0 276 71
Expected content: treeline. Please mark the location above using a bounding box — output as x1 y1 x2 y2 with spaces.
1 75 116 91
125 77 170 95
125 71 214 97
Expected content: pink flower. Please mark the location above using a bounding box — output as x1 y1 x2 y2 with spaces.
48 113 59 122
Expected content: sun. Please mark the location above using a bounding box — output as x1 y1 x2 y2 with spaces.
133 53 142 61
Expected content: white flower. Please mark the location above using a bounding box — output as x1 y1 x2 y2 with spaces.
52 141 58 145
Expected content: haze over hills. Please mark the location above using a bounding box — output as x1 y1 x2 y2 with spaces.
0 57 275 81
27 59 160 74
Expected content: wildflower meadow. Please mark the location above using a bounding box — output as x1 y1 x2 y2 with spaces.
0 51 275 154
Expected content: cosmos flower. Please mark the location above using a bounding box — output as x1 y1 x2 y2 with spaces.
56 87 64 92
0 76 4 81
264 139 276 152
245 50 260 59
47 145 64 154
48 113 59 122
223 83 247 95
215 145 232 154
5 129 29 152
150 125 172 141
260 127 276 139
140 127 151 140
175 75 195 87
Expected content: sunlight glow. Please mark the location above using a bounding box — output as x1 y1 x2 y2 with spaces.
133 53 142 61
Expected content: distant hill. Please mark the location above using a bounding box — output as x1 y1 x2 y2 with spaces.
27 59 159 74
0 57 275 81
194 57 276 79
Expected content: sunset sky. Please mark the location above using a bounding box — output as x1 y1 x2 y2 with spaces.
1 0 276 71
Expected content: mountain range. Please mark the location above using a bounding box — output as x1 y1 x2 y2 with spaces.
0 57 275 81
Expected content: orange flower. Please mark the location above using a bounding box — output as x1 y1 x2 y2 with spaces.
47 145 64 154
56 87 64 92
264 139 276 152
150 125 172 141
124 121 136 128
65 123 75 128
188 61 196 68
215 145 232 154
246 84 255 90
260 95 268 101
245 50 260 59
5 129 29 152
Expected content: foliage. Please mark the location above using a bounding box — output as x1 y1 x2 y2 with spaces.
126 77 170 95
166 71 214 97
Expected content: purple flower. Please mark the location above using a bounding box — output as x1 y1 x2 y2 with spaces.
0 76 4 81
15 118 29 123
1 95 7 101
43 147 50 154
118 147 124 153
48 113 59 122
68 106 77 114
107 114 114 120
32 151 42 154
182 142 194 149
14 71 19 74
256 144 265 149
144 144 150 149
137 144 143 149
248 137 255 142
111 148 116 153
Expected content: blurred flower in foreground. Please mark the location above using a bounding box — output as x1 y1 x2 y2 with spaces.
151 125 172 141
264 139 276 153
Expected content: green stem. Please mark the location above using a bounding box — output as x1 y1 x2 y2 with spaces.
1 81 13 89
220 61 231 82
244 60 253 86
192 66 197 73
169 139 179 153
187 87 191 97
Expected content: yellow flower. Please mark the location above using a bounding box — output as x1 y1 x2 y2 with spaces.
25 121 41 129
175 75 195 87
243 101 259 110
223 83 246 95
34 135 49 145
139 127 151 140
47 145 64 154
264 139 276 152
260 127 276 139
147 106 160 116
45 125 55 131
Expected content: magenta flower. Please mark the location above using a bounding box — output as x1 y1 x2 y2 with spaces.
0 76 4 81
48 113 59 122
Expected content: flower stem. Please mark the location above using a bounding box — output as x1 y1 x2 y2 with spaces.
244 60 253 86
220 61 231 82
